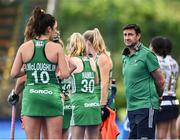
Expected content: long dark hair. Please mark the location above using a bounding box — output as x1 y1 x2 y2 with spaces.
164 37 172 55
24 7 56 39
150 36 167 58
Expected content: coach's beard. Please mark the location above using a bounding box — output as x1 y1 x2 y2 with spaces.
127 42 141 50
127 43 137 48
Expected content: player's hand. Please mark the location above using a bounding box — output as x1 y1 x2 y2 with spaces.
52 30 61 44
7 89 19 105
101 106 110 121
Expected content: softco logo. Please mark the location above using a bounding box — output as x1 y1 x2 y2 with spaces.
84 102 99 108
30 89 53 95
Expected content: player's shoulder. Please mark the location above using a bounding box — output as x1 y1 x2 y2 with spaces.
47 41 63 49
99 52 111 63
140 44 152 55
20 40 34 50
70 56 82 63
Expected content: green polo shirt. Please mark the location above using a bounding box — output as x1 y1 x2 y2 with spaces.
122 44 160 111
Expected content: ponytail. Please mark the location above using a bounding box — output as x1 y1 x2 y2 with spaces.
67 33 86 57
25 7 56 38
83 28 107 54
24 7 46 41
93 28 106 53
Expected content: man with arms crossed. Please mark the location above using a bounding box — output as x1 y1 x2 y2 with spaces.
121 24 164 139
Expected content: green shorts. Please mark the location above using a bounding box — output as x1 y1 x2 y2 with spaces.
21 85 63 116
63 98 72 129
70 93 101 126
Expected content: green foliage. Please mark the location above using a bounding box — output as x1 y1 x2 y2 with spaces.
58 0 180 116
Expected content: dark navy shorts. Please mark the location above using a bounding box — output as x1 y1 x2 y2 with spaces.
157 105 179 122
157 96 179 122
127 108 158 139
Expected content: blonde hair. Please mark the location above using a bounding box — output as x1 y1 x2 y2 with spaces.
67 33 86 57
83 28 107 54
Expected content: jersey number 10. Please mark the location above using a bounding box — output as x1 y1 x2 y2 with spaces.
32 70 50 84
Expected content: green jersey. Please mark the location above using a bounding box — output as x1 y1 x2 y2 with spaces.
60 76 74 128
60 76 74 98
22 39 63 116
70 57 101 126
72 57 96 94
122 44 160 111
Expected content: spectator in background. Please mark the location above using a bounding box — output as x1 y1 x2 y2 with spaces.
150 36 179 139
121 24 164 139
164 37 179 139
149 36 171 139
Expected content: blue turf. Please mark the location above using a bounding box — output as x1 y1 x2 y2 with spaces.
0 119 26 139
0 118 129 139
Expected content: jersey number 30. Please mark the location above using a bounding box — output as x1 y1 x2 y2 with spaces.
81 79 94 93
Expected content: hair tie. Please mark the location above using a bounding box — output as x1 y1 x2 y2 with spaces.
41 9 45 13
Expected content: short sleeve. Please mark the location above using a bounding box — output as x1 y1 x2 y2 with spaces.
146 52 160 72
